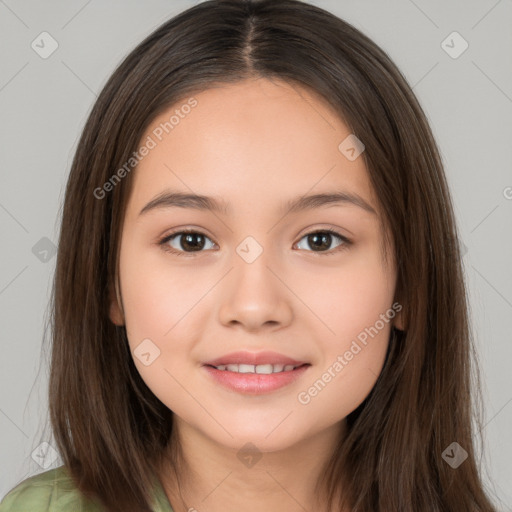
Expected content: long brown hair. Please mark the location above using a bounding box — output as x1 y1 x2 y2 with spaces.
44 0 497 510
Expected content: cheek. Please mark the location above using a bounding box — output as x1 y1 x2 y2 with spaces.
118 242 216 406
295 244 395 347
119 242 209 344
292 248 394 418
119 254 198 412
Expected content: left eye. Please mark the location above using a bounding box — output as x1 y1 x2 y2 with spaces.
295 229 350 253
159 228 351 256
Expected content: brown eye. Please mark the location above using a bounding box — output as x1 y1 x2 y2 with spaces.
295 229 350 254
159 228 351 257
160 230 216 255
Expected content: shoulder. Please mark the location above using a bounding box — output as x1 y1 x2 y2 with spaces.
0 465 102 512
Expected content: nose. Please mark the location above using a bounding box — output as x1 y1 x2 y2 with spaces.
217 249 294 332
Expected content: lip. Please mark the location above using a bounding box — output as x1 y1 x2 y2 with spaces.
203 350 307 367
202 364 310 394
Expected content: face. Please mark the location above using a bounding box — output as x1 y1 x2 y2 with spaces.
110 78 402 453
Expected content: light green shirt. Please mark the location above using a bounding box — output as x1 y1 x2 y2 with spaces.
0 465 175 512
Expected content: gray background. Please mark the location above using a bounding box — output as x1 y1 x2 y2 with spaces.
0 0 511 508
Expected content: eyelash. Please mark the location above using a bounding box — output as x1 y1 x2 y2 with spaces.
158 227 352 257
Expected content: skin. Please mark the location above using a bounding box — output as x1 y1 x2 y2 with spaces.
110 78 403 512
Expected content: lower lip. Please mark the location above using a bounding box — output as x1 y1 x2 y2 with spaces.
202 364 310 394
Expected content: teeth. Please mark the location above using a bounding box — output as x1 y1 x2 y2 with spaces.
238 364 254 373
214 363 299 373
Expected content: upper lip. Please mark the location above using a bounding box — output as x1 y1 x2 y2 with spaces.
203 351 309 367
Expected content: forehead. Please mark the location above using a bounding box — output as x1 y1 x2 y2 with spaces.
126 78 378 218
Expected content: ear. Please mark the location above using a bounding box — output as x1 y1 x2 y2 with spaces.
108 284 125 326
390 295 405 331
393 307 404 331
391 277 405 331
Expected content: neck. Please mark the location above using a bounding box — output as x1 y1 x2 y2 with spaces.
157 419 348 512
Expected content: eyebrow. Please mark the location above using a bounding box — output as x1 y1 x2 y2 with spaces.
138 189 377 217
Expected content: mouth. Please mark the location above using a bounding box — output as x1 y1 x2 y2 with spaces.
203 350 309 368
205 363 310 374
201 351 311 394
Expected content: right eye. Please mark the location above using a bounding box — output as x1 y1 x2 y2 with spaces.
158 229 217 257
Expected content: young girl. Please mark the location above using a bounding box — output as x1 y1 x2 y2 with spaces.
0 0 499 511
